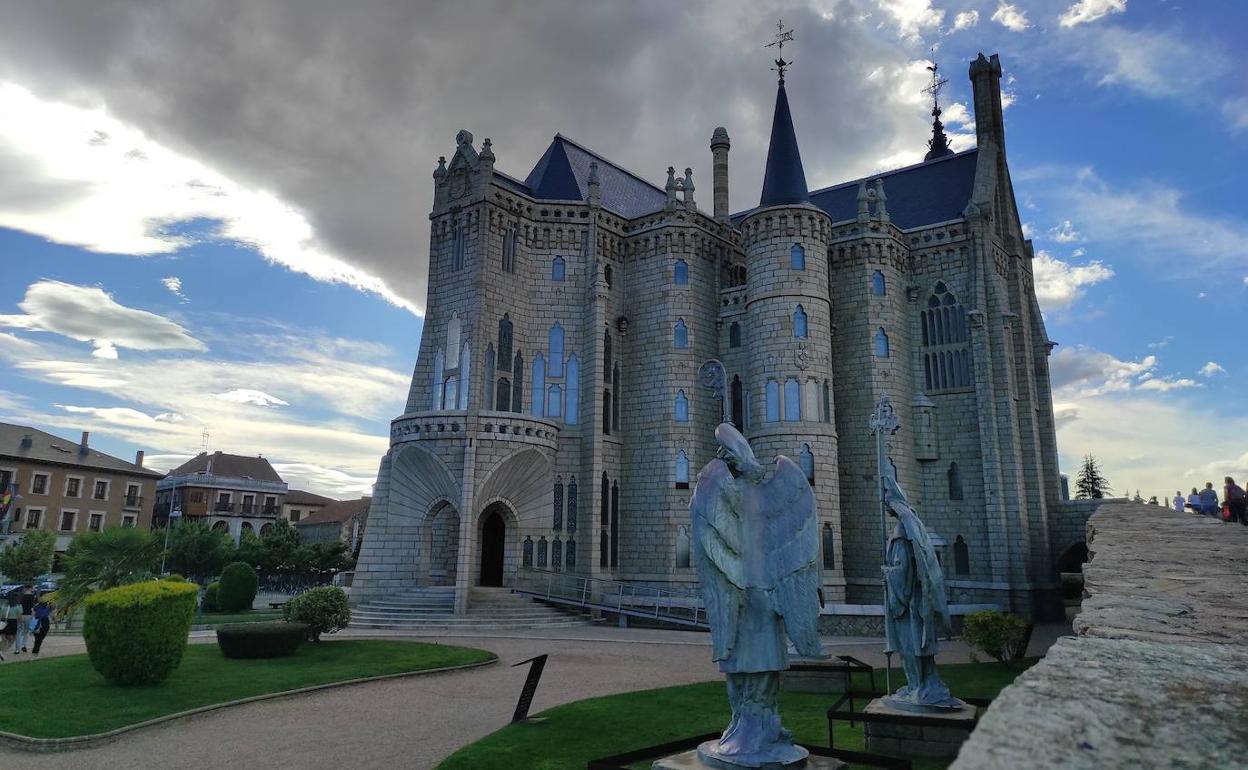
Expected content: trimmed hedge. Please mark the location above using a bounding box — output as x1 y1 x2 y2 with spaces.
162 573 186 582
283 586 351 641
216 621 308 659
203 581 221 612
217 562 258 612
82 580 199 685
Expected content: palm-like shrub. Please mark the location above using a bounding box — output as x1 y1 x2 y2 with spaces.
83 581 198 685
59 527 163 610
163 520 233 582
217 562 258 612
283 586 350 641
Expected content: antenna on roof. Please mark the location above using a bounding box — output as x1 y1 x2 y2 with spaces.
765 19 795 84
201 428 210 453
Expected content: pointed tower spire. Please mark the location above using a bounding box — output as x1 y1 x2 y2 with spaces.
923 55 954 161
759 20 809 207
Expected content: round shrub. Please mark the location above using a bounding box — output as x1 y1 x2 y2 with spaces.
162 573 186 582
962 610 1031 670
82 580 198 685
216 621 308 659
217 562 258 612
283 586 351 641
203 581 221 612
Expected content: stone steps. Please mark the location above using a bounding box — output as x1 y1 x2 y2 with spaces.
349 587 594 631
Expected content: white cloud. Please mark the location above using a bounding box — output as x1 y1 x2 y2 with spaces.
1050 345 1155 397
951 10 979 31
991 3 1030 31
1085 28 1223 100
1021 222 1035 238
1223 98 1248 132
1032 250 1113 311
0 279 204 358
1059 0 1127 27
0 84 414 313
214 388 290 407
271 463 375 498
1147 336 1174 350
1137 377 1199 392
1048 220 1081 243
877 0 945 42
161 276 189 303
1199 361 1226 378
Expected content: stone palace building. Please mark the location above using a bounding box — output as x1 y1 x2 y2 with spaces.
353 52 1066 618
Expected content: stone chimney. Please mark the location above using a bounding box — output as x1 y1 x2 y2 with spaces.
19 434 32 449
135 450 145 467
79 431 90 455
969 52 1006 151
710 127 731 222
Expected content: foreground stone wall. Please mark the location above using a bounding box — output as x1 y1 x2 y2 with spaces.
951 501 1248 769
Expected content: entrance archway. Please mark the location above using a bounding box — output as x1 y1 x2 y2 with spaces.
479 504 507 587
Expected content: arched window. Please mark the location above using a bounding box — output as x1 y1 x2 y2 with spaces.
673 319 689 348
800 443 815 484
567 477 578 533
610 482 620 567
495 377 512 412
922 282 973 391
765 380 780 423
612 363 621 430
553 479 564 530
547 384 562 417
872 270 886 296
954 535 970 575
793 305 808 338
457 342 471 409
484 345 496 410
674 390 689 422
452 225 465 270
497 315 513 368
551 537 562 571
512 352 524 413
729 322 741 348
565 355 580 424
790 243 805 270
537 536 548 567
443 375 458 411
731 375 744 431
600 532 609 568
675 525 691 569
675 450 689 488
875 327 890 358
552 255 566 281
522 536 534 568
531 353 546 417
566 539 576 569
804 378 819 422
784 378 801 421
822 523 835 569
548 322 564 377
603 330 612 381
603 264 613 288
447 313 461 363
674 259 689 285
948 462 964 500
432 348 445 410
600 472 609 527
822 380 832 424
501 228 517 273
602 390 611 435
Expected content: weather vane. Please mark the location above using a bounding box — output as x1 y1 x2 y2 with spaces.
922 47 949 118
765 19 795 83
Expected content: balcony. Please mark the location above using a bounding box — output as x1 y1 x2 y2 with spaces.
123 496 143 510
238 504 257 515
261 506 280 516
213 502 235 513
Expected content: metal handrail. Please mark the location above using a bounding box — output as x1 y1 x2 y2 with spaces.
513 568 707 627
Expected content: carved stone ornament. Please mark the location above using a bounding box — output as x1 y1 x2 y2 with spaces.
795 345 810 370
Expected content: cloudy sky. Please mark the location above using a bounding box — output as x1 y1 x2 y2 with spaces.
0 0 1245 499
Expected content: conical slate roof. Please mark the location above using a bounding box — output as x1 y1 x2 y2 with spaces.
758 82 809 207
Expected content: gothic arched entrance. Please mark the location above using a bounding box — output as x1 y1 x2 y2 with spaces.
479 504 507 587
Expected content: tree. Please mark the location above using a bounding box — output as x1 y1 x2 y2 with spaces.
59 527 163 610
162 520 233 583
0 529 55 582
1075 454 1112 500
258 519 301 576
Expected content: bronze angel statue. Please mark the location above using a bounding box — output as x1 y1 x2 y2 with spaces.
689 423 823 768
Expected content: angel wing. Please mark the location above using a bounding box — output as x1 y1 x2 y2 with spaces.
690 457 744 662
763 456 823 657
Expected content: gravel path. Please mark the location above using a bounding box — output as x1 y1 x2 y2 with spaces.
0 624 1068 770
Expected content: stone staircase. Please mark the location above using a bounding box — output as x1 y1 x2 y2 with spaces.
350 586 596 632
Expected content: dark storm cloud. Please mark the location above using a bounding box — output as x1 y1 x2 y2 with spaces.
0 1 946 313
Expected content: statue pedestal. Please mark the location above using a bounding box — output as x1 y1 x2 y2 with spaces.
863 698 977 758
780 658 850 694
651 748 845 770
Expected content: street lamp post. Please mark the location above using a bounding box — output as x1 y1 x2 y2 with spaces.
160 503 183 575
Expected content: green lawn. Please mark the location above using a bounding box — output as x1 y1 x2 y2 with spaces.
0 640 496 739
438 660 1032 770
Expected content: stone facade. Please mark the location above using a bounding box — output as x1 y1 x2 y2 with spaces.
353 52 1065 618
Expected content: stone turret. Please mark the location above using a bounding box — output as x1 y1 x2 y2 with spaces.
710 127 731 222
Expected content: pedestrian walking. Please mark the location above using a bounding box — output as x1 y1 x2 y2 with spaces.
1198 482 1220 517
1224 477 1246 525
30 597 51 656
0 593 21 660
15 585 34 654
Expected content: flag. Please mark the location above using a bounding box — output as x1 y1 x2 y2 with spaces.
0 482 15 518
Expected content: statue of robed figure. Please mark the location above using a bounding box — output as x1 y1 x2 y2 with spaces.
690 423 823 768
881 466 964 711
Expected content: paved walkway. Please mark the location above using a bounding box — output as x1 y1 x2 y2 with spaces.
0 623 1068 770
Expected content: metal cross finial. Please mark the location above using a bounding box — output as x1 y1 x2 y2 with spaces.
765 19 795 83
922 50 949 118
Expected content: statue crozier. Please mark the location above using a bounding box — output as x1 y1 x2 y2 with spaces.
689 423 823 768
